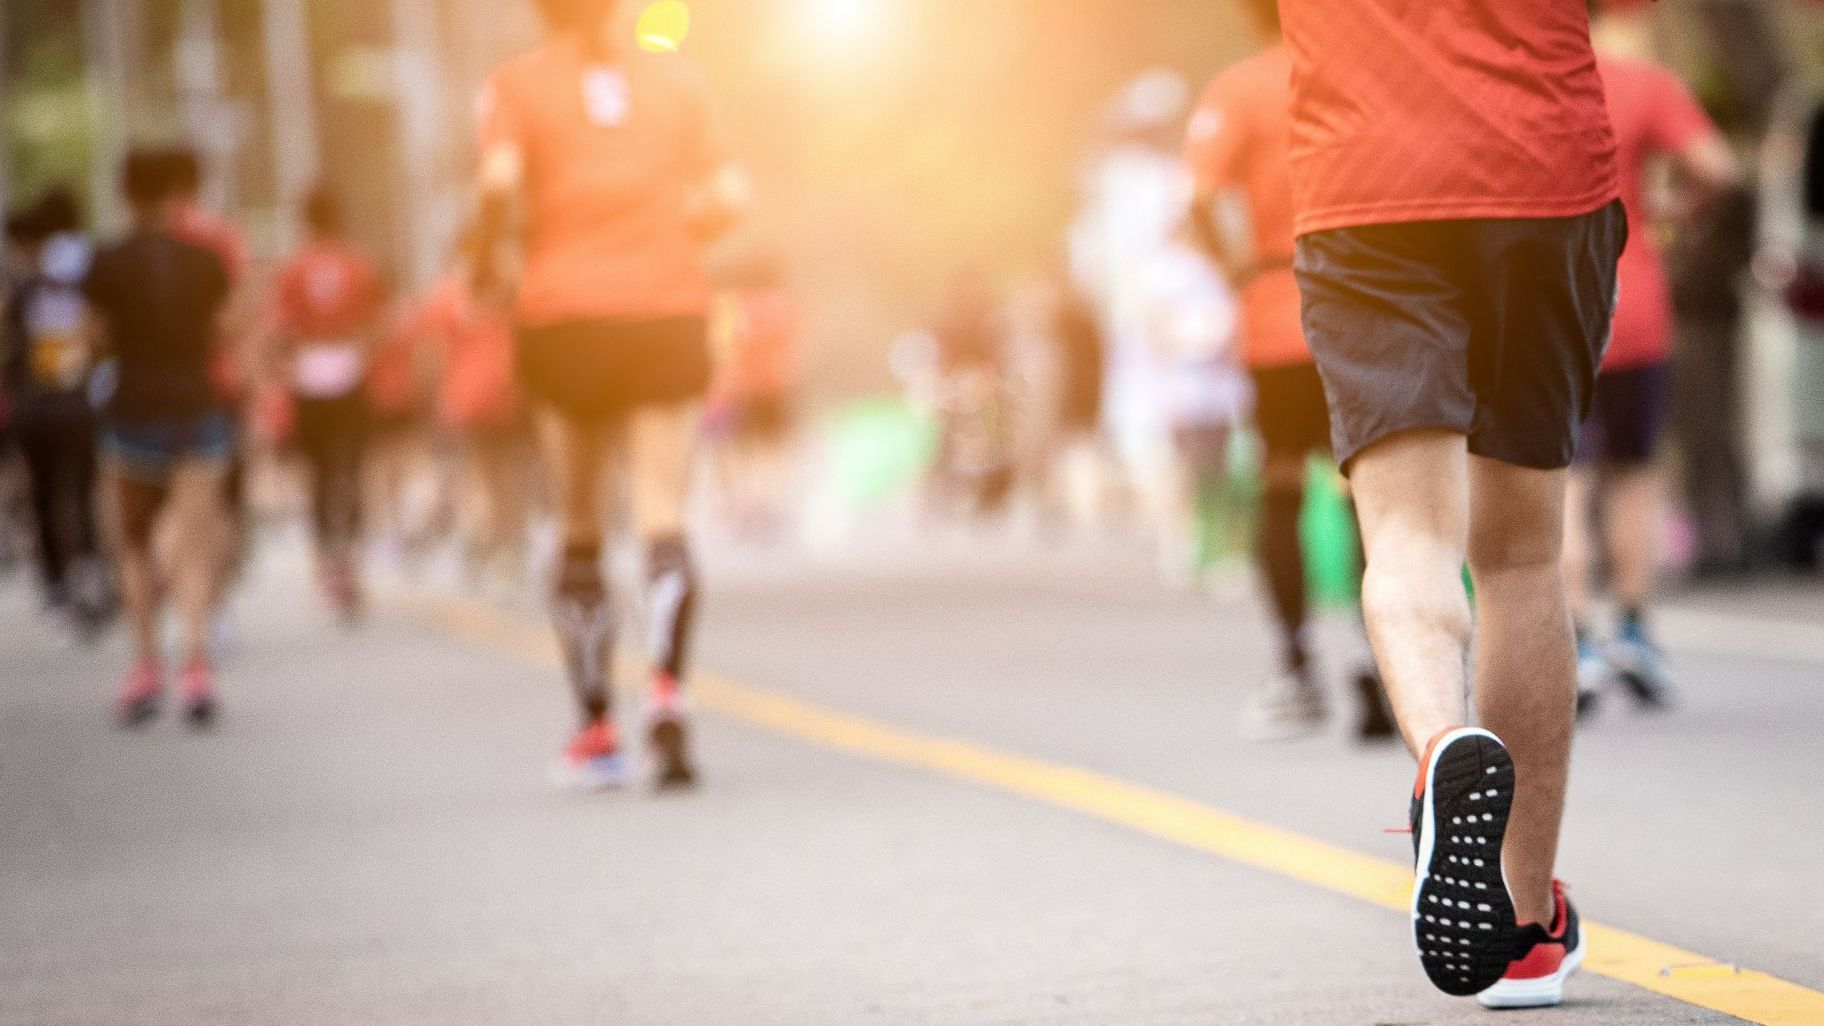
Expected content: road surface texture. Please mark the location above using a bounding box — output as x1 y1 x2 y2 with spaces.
4 530 1821 1025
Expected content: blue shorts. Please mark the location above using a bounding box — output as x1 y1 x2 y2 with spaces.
1575 362 1670 467
102 411 236 483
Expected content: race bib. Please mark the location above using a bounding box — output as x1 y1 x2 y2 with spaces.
581 66 630 127
293 340 366 399
28 333 85 390
24 287 88 390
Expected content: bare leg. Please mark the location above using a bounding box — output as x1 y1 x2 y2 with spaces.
104 468 165 666
167 463 227 665
1561 468 1596 629
1468 456 1575 928
1603 465 1660 612
1349 430 1473 755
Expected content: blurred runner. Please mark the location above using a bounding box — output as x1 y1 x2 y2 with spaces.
475 0 746 789
267 189 383 619
929 270 1017 518
413 231 530 586
365 272 433 566
707 253 799 541
1283 0 1623 1007
1141 232 1249 583
1566 4 1742 713
86 151 234 726
1184 0 1392 741
1 192 109 635
164 149 254 654
1049 278 1108 533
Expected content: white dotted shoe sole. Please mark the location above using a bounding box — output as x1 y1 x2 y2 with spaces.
1412 727 1518 997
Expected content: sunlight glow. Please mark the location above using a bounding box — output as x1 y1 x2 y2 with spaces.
637 1 691 53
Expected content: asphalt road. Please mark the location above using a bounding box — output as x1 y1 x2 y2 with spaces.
3 530 1821 1025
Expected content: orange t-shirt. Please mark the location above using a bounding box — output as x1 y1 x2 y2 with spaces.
478 42 731 326
1185 46 1309 370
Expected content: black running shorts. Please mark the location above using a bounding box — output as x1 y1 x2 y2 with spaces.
517 317 711 424
1294 200 1627 473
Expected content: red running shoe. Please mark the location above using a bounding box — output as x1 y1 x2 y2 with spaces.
181 658 218 728
118 661 163 728
1478 880 1584 1008
550 719 628 790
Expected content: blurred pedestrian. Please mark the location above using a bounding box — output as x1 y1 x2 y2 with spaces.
474 0 747 788
364 271 434 566
1185 0 1392 742
1567 2 1743 712
1282 0 1623 1006
412 231 531 587
707 253 800 542
87 151 234 726
1 194 108 632
266 189 384 619
164 148 255 654
928 269 1017 518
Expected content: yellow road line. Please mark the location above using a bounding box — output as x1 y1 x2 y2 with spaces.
409 592 1824 1026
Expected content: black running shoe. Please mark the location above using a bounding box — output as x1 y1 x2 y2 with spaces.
1409 727 1518 997
648 675 697 790
1354 666 1398 742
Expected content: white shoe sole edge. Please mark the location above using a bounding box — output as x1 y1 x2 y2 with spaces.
1477 939 1586 1009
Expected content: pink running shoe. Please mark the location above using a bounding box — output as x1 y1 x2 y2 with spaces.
118 661 163 728
550 719 628 790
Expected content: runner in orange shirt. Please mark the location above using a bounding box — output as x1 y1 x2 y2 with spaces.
475 0 746 789
1185 0 1392 743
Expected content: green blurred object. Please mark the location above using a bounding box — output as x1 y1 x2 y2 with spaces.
826 398 939 511
1301 456 1362 608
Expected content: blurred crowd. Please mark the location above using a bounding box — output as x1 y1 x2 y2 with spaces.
3 0 1823 670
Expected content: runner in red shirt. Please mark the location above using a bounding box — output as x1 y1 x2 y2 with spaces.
1184 0 1393 744
1281 0 1625 1006
266 189 383 618
1565 14 1741 714
411 232 530 584
475 0 746 789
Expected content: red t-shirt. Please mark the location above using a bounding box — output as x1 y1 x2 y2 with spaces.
1282 0 1619 236
272 240 381 339
1599 54 1720 370
479 42 732 326
412 273 522 429
1185 45 1309 370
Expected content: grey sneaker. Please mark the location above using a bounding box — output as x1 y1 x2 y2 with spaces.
1243 668 1329 741
1609 623 1676 708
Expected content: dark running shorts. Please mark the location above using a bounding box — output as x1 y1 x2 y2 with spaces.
517 317 711 424
1576 361 1670 467
1250 362 1333 462
1294 199 1627 473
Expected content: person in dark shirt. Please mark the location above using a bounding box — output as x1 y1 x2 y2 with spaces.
1 190 107 630
85 150 233 728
